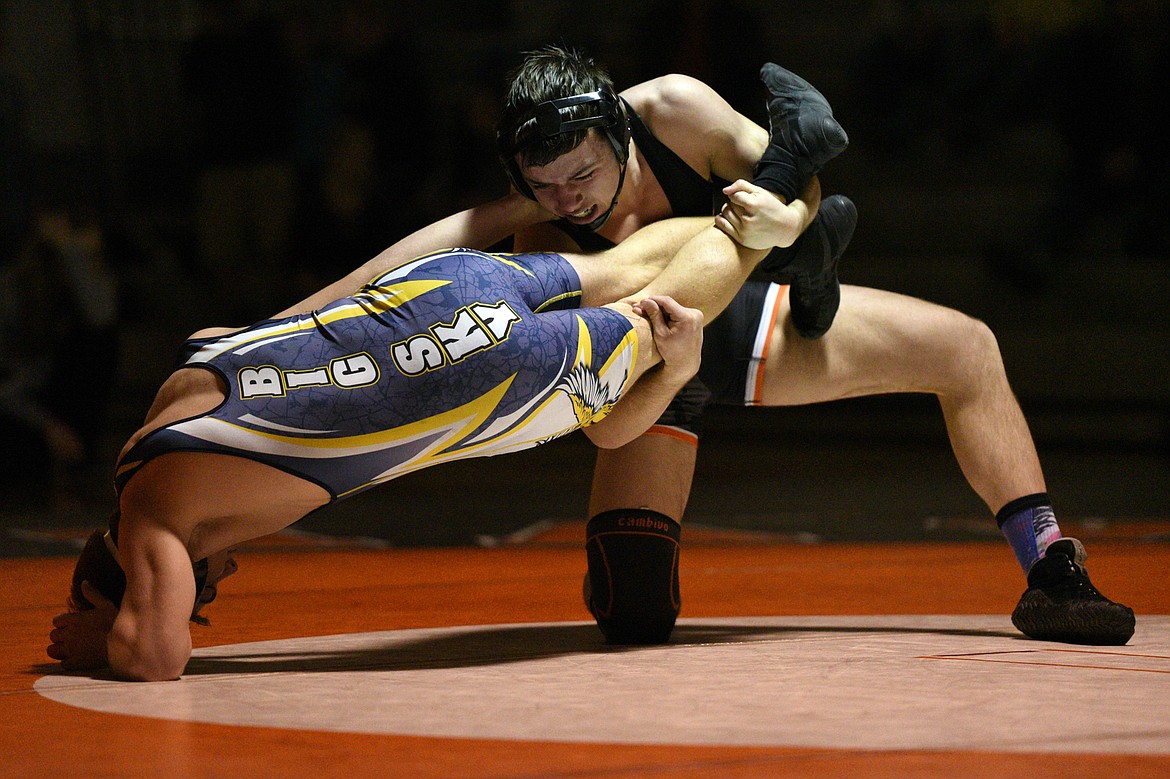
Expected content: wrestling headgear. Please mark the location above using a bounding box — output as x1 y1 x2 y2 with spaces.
497 86 631 228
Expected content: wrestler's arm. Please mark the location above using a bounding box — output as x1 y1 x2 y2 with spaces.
583 296 703 449
628 74 818 241
104 526 200 681
276 192 552 317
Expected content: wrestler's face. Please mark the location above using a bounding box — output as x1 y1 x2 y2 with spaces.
519 130 624 224
192 548 238 618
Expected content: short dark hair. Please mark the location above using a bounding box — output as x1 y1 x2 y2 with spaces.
498 45 618 167
69 526 211 625
69 529 126 612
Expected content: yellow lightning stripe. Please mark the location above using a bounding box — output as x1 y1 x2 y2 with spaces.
488 253 537 278
362 389 568 490
350 279 450 316
596 326 639 389
486 253 587 312
457 316 638 447
533 289 582 313
574 315 593 369
217 373 516 458
191 279 451 363
334 374 519 496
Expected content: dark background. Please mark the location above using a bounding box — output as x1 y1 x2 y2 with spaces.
2 0 1167 555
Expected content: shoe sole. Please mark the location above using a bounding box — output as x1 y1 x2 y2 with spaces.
820 195 858 258
760 63 848 162
788 195 856 339
1011 590 1136 645
760 63 820 98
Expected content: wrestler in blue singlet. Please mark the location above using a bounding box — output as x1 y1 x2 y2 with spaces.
115 249 638 500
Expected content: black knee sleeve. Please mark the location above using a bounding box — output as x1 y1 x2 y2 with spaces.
585 509 681 644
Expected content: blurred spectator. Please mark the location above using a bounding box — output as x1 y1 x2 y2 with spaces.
288 0 436 295
182 0 297 322
0 204 120 489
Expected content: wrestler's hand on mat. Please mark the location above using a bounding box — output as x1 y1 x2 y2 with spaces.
633 295 703 377
715 179 802 250
47 581 115 670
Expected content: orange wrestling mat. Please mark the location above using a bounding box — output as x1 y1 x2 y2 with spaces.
4 539 1168 778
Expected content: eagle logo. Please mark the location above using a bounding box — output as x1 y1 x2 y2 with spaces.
555 315 625 427
558 363 622 426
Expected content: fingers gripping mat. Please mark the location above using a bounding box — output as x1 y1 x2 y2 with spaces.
36 615 1170 753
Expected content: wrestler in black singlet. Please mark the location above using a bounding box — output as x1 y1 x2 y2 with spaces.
552 101 782 432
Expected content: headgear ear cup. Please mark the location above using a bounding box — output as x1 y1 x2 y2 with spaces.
497 87 630 200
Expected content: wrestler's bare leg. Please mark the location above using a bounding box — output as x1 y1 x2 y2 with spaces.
763 284 1134 644
590 283 1044 525
589 434 696 520
757 284 1044 514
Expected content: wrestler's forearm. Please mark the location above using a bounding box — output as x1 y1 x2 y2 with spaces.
106 530 198 681
586 295 702 448
584 361 695 449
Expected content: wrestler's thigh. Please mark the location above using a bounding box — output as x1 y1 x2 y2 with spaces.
758 284 989 406
119 452 330 560
589 433 698 521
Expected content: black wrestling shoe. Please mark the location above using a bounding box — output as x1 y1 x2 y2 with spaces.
759 194 857 339
761 62 848 170
1011 538 1136 646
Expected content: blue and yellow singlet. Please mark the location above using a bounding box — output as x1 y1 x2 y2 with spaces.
116 249 638 500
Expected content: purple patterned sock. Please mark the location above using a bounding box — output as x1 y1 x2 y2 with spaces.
996 493 1063 572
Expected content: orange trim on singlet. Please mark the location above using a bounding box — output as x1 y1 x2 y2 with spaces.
644 425 699 447
749 284 787 405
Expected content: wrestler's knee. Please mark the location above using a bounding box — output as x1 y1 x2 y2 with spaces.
585 509 681 644
949 313 1005 383
918 307 1003 389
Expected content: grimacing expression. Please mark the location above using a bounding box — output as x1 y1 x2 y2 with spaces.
519 130 623 224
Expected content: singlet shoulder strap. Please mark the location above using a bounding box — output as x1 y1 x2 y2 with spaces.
625 100 715 217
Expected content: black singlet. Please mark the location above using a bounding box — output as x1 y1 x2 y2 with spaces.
552 101 782 433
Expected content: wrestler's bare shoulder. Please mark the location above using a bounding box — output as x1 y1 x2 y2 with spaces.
621 75 719 125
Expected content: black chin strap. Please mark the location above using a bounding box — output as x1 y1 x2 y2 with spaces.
580 158 628 232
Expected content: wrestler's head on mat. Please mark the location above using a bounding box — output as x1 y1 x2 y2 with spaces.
69 528 237 626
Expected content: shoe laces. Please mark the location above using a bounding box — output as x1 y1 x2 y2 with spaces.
1033 550 1105 601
